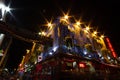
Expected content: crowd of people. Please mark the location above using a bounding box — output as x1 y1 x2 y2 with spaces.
0 69 33 80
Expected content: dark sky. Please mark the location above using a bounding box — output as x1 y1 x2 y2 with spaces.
4 0 120 69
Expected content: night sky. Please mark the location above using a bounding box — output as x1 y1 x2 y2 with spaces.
4 0 120 69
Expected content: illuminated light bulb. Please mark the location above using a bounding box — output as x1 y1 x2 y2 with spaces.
92 31 97 37
93 31 97 35
5 6 10 12
48 23 52 27
38 32 41 35
64 15 69 19
76 21 80 26
100 35 104 38
86 27 90 31
83 50 87 55
41 31 46 36
49 52 53 55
